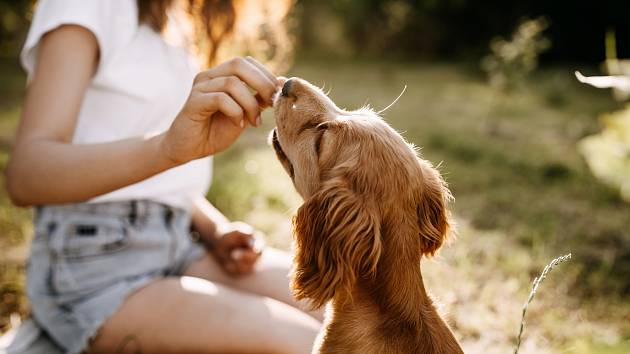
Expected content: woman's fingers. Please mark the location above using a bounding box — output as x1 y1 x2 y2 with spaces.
194 76 260 126
198 92 244 127
251 232 266 254
231 248 259 264
277 76 288 86
196 57 277 104
229 248 260 275
245 56 278 86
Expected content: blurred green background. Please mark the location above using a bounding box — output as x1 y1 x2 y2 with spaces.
1 1 630 353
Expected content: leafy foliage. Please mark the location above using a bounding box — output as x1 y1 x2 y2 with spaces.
577 31 630 204
296 0 630 62
0 0 33 58
481 17 551 91
579 106 630 202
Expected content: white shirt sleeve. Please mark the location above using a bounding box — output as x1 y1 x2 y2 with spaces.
20 0 137 80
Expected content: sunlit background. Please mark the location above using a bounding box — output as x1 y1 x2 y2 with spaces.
1 1 630 353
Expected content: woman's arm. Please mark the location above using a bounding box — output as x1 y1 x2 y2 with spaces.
190 195 231 242
6 25 182 206
6 25 279 207
191 196 264 276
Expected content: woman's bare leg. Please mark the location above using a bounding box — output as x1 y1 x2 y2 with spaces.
89 277 320 354
183 247 324 321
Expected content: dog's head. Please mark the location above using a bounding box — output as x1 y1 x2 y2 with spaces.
270 78 452 308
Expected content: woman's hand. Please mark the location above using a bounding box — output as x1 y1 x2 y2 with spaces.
209 221 266 276
160 57 279 164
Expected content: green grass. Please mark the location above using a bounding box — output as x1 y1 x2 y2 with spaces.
1 58 629 352
0 58 30 332
567 340 630 354
214 60 630 293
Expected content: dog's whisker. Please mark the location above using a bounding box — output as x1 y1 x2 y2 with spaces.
377 85 408 115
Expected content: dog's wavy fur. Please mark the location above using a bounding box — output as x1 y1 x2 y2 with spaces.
271 78 463 354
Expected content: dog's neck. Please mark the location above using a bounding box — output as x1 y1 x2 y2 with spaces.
320 221 463 354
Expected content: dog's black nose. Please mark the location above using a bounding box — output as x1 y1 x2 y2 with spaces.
281 79 293 97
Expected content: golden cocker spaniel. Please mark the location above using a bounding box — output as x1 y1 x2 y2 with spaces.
271 78 463 354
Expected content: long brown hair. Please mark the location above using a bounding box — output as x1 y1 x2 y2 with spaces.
137 0 293 71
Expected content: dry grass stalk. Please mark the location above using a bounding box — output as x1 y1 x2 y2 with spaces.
513 253 572 354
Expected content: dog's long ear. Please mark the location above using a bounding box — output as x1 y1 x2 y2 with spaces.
291 183 382 309
416 159 452 256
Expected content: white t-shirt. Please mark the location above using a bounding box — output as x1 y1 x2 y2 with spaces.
21 0 212 211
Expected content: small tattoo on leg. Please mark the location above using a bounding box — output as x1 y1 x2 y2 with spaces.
115 334 142 354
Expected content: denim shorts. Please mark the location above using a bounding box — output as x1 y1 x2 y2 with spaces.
26 200 206 354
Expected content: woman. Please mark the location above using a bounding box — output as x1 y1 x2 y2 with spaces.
6 0 321 353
